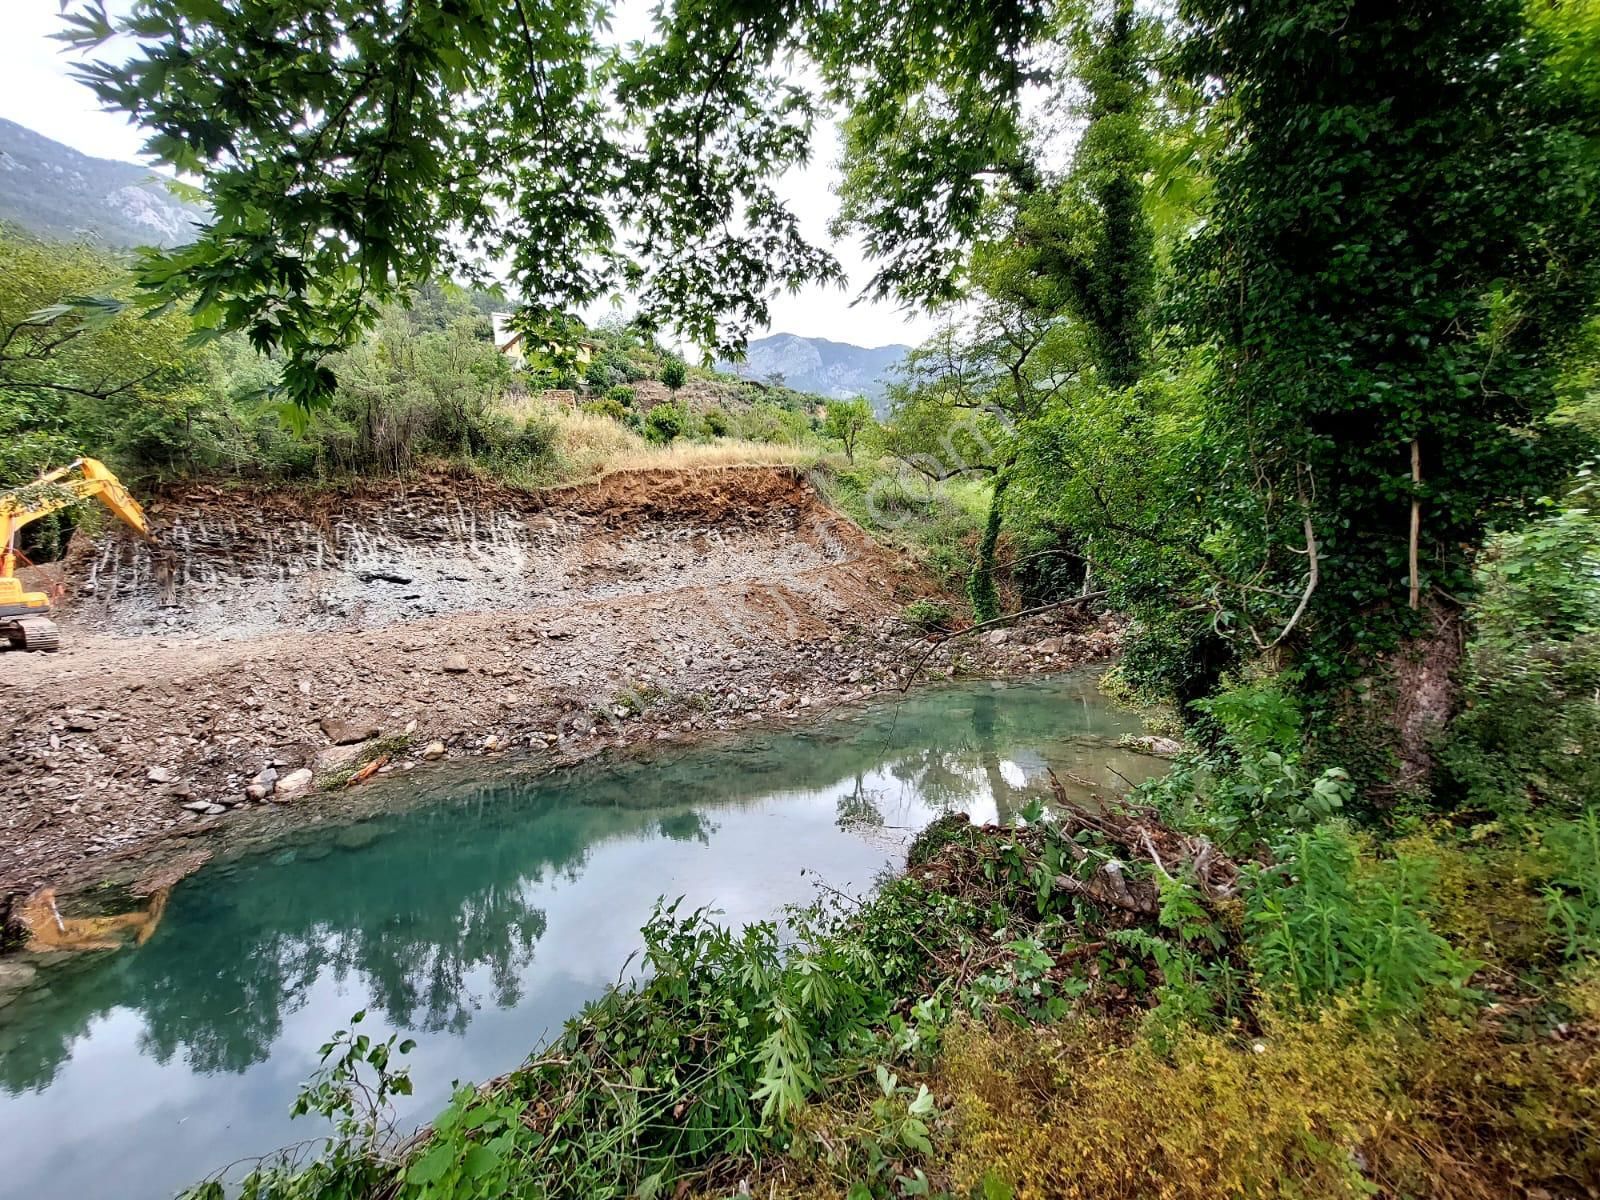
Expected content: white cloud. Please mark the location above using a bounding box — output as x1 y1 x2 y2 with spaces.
2 2 149 162
2 0 935 348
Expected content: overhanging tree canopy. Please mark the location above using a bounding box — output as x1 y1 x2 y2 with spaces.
59 0 1061 406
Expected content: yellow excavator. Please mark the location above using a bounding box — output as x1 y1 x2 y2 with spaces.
1 457 161 653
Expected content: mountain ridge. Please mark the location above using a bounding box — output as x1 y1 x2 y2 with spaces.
0 117 206 249
719 332 908 412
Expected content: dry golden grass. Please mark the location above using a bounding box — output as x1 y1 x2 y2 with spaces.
505 398 818 483
599 439 817 475
548 405 642 474
496 387 564 424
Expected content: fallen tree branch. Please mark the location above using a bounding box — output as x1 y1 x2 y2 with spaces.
1054 869 1158 916
1141 830 1175 882
899 591 1110 691
1044 770 1241 907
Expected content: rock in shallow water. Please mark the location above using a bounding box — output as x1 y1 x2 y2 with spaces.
0 961 38 995
273 767 314 800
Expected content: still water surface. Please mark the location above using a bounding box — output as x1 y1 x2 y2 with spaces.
0 673 1157 1200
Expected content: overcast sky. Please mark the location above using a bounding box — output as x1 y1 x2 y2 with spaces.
0 1 934 350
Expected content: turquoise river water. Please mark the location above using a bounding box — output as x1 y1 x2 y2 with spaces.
0 673 1158 1200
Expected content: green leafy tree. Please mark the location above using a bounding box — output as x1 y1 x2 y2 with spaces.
0 230 223 485
822 397 873 463
644 402 685 445
328 308 516 473
860 1 1156 621
57 0 847 406
660 357 687 393
1005 0 1156 389
55 0 1084 406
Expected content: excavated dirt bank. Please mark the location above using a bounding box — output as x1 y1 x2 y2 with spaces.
56 467 856 640
1 466 1118 902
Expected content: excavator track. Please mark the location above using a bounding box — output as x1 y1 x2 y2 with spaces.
10 616 61 652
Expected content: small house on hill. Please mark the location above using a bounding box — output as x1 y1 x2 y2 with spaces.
491 312 525 364
491 312 594 370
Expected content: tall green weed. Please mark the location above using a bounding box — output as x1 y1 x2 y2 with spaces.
1246 824 1476 1018
1543 807 1600 960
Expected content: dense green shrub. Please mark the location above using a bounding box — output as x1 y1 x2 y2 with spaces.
901 598 954 632
605 384 636 408
0 228 559 490
583 357 622 392
729 402 810 445
495 415 559 467
1440 490 1600 818
702 406 729 437
1543 807 1600 960
580 397 628 422
0 230 234 487
642 402 685 445
1246 824 1475 1019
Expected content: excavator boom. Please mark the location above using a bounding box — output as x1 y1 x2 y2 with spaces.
1 458 159 653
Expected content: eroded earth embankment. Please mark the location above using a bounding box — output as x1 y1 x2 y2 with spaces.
0 466 1118 899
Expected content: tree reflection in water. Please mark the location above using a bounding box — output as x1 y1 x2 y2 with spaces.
0 673 1161 1098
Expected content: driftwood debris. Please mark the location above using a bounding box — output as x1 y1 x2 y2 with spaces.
1045 770 1239 916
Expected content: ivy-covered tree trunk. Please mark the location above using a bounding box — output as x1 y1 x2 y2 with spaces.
1178 0 1600 791
1075 0 1154 391
968 471 1010 623
1015 0 1155 390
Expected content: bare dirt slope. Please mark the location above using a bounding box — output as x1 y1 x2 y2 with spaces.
0 466 1116 898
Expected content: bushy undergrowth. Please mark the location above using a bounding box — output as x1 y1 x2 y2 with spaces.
1246 825 1476 1018
177 782 1600 1200
1545 807 1600 959
938 1008 1390 1200
816 462 989 593
900 598 954 633
1440 485 1600 818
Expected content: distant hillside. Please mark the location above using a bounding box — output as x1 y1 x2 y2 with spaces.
0 118 206 248
720 333 909 413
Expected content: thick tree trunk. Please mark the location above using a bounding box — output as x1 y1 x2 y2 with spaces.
1372 598 1465 795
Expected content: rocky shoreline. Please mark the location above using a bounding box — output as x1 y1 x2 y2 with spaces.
0 608 1118 950
1 465 1122 913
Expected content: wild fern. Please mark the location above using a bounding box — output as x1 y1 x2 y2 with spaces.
1544 807 1600 959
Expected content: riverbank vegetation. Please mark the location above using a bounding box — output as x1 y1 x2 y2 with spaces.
24 0 1600 1194
2 226 1006 585
1 223 1014 598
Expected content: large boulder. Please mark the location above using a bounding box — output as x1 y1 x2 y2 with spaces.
320 716 379 746
273 767 314 801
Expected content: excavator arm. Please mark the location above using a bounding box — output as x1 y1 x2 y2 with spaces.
1 458 161 652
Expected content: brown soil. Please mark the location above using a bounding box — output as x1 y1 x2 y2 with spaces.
0 466 1118 901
